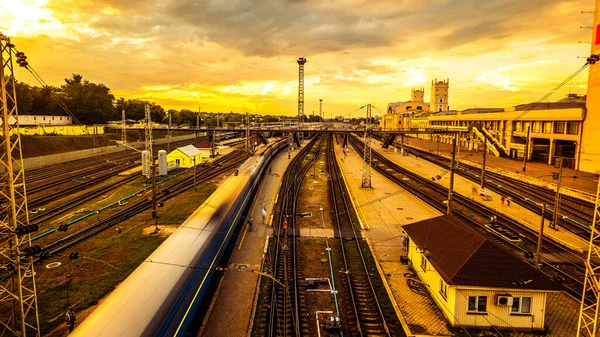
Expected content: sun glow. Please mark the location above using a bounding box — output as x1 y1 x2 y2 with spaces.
0 0 67 37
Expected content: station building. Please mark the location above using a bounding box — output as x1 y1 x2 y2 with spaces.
404 215 561 331
380 77 591 171
166 145 202 168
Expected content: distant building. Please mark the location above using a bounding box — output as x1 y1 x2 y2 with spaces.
194 141 217 158
0 115 72 126
431 78 450 112
166 145 202 168
381 79 450 130
404 215 561 331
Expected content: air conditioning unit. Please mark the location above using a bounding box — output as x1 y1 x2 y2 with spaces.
496 295 513 306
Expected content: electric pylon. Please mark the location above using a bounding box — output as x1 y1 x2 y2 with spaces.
577 175 600 336
361 104 372 189
0 33 41 336
297 58 307 125
144 104 153 179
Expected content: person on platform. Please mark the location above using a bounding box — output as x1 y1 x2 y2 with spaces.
65 307 76 333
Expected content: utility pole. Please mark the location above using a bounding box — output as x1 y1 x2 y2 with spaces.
144 104 153 180
0 34 41 336
121 109 127 143
193 157 197 192
361 104 372 189
535 203 546 268
167 110 171 153
151 157 157 218
522 126 530 172
196 106 200 144
447 135 457 214
297 57 307 125
551 157 563 230
245 112 250 154
481 134 487 190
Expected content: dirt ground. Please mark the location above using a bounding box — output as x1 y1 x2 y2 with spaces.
296 140 334 230
19 130 186 158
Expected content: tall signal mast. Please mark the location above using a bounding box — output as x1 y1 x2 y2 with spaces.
0 33 41 336
297 57 307 125
144 104 153 179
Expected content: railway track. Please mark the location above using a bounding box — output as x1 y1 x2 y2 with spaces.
348 134 587 301
37 150 247 257
327 135 391 337
375 134 594 238
265 135 322 337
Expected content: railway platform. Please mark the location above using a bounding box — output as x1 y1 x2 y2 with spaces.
370 139 589 254
401 136 599 199
199 144 299 337
334 141 583 337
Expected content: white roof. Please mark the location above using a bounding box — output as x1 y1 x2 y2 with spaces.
175 145 201 157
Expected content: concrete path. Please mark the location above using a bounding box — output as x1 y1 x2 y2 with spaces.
371 138 588 254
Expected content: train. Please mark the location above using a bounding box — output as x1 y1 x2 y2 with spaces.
71 139 287 337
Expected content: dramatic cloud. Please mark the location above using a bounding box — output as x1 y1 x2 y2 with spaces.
0 0 593 115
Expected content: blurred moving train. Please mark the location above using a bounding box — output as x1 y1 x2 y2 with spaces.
72 139 287 337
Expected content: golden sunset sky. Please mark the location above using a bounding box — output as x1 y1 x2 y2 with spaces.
0 0 594 117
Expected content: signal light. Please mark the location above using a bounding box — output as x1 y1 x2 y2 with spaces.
234 170 239 176
15 224 39 236
69 252 79 260
23 245 41 257
58 224 68 232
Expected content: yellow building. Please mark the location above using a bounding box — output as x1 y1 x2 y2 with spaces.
381 80 450 131
166 145 202 168
431 78 450 112
404 215 561 331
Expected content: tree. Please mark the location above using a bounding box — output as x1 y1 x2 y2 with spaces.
61 74 116 124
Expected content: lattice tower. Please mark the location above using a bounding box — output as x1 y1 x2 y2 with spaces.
144 104 153 179
0 33 40 336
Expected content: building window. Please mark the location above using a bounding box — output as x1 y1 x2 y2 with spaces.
511 297 531 314
567 121 580 135
531 121 540 133
468 296 487 313
553 121 565 133
439 279 447 300
542 121 552 134
514 121 522 132
420 254 427 272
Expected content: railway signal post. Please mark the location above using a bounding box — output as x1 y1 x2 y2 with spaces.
361 104 373 189
447 135 457 214
535 203 546 268
551 157 563 230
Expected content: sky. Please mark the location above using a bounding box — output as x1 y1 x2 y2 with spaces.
0 0 594 117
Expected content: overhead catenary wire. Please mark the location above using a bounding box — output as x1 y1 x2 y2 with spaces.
1 31 90 134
